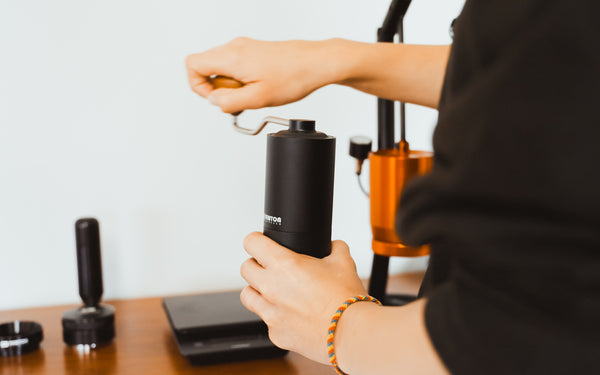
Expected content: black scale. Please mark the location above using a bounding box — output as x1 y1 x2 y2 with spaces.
163 291 287 365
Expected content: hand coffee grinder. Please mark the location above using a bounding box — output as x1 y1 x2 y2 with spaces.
349 0 433 305
210 76 336 259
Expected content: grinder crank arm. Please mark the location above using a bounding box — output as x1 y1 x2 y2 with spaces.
208 75 288 135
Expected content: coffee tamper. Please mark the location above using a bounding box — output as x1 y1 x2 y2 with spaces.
62 218 115 350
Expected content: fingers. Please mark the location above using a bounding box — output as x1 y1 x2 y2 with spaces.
185 38 251 98
243 231 293 268
240 285 276 324
240 257 267 294
186 54 265 113
208 84 267 114
186 66 214 98
185 53 221 98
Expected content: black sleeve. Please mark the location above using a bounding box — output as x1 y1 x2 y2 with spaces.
396 0 600 373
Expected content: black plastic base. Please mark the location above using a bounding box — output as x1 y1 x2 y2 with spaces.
0 321 43 357
62 304 115 346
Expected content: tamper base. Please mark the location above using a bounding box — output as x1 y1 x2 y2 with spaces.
62 304 115 347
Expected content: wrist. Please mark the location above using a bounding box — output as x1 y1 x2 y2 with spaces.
316 38 358 86
320 39 387 88
333 300 381 374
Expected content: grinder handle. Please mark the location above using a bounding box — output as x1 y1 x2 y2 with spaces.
209 75 245 90
208 75 289 136
208 75 244 123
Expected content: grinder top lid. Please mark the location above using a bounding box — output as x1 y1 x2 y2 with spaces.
270 119 333 140
232 115 334 139
289 119 315 132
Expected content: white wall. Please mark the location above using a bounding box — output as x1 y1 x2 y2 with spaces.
0 0 464 310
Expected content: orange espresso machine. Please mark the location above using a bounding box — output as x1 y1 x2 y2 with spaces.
349 0 433 305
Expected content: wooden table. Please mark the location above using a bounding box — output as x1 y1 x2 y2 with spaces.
0 273 423 375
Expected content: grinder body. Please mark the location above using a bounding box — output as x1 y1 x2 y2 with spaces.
263 120 335 258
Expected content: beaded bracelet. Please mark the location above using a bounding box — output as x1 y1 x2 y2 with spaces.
327 295 382 375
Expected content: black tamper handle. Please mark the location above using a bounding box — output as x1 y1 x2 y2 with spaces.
75 218 103 307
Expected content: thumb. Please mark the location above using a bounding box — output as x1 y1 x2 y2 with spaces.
329 240 352 262
208 84 267 114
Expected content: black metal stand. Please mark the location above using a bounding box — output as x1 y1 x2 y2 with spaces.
368 254 389 301
367 0 416 306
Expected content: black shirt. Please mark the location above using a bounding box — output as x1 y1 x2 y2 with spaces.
397 0 600 373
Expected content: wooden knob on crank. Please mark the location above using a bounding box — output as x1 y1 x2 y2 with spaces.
209 75 244 89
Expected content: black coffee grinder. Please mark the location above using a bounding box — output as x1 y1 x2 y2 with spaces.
240 116 336 258
209 76 337 258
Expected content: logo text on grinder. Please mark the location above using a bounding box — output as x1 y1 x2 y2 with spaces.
264 214 282 226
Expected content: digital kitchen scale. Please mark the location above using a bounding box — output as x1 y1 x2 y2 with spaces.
163 290 287 365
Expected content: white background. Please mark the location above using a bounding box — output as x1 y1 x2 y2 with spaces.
0 0 464 310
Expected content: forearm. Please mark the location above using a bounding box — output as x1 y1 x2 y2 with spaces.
334 298 449 374
187 38 449 113
326 39 451 109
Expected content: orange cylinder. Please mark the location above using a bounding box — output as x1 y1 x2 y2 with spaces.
369 143 433 257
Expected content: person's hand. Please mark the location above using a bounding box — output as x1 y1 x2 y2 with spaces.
239 231 367 364
185 37 341 114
